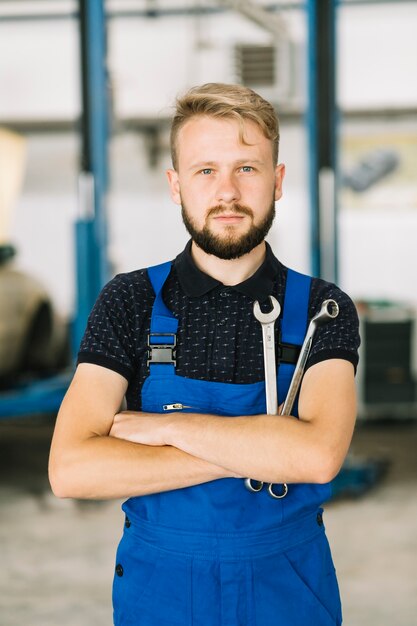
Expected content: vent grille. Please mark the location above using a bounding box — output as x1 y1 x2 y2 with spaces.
235 44 276 87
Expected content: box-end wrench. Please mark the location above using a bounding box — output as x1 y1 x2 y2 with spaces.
245 298 340 499
280 299 339 416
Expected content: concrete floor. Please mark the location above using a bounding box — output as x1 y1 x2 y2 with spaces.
0 415 416 626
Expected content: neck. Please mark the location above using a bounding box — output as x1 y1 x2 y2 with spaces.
190 241 267 286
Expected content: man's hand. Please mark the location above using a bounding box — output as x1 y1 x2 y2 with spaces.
110 405 283 448
110 411 172 446
50 364 241 499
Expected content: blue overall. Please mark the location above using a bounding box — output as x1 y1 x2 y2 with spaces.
112 262 342 626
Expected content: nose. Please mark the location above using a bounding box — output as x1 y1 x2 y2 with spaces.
215 172 241 205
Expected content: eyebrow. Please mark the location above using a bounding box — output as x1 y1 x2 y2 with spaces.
188 159 265 171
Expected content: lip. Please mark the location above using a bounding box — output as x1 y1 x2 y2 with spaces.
213 215 246 224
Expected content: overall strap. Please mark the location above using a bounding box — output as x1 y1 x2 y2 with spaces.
279 268 312 412
281 269 311 344
147 261 178 376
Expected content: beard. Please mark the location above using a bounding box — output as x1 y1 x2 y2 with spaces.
181 197 276 260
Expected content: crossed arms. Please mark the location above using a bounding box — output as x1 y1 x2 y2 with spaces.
49 360 356 500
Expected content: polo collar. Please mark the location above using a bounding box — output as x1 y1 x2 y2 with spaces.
174 239 283 302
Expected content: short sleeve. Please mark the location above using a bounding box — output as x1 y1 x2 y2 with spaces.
77 274 137 381
306 279 361 373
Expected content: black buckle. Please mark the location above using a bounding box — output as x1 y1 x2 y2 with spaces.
147 333 177 366
278 342 301 364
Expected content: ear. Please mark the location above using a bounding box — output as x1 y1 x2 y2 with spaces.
274 163 286 201
166 168 182 205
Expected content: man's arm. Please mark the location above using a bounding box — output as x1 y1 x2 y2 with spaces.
48 363 237 500
111 359 356 485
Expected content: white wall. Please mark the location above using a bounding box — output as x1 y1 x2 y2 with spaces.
338 3 417 109
0 19 79 120
340 206 417 305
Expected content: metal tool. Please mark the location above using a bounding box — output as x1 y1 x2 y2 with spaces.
253 296 281 415
280 299 339 416
245 298 340 499
245 295 283 498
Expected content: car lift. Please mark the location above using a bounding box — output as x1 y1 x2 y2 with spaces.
0 0 109 418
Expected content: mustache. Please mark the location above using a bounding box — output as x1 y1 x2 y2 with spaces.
207 204 254 218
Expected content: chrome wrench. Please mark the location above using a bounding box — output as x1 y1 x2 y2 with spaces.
253 296 281 414
245 295 280 496
280 299 339 416
245 298 339 498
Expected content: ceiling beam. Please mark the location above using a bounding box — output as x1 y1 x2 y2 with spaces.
217 0 287 36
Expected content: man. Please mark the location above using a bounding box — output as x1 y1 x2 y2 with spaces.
49 83 359 626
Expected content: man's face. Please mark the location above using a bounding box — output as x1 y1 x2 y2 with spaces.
166 115 285 259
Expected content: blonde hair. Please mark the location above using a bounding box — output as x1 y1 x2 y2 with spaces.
170 83 279 170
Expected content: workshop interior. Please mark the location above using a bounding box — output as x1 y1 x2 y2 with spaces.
0 1 416 625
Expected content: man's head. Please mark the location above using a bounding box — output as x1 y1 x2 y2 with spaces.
166 83 285 260
170 82 280 171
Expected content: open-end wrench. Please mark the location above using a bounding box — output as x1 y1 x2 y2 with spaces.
245 298 340 499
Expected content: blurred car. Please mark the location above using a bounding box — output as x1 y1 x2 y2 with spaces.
0 244 70 387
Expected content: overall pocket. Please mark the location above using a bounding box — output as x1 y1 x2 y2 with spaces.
283 532 342 625
141 374 266 417
253 532 342 626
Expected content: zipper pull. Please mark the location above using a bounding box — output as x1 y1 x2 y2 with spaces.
163 403 192 411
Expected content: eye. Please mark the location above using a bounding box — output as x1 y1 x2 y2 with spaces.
240 166 254 173
200 168 213 175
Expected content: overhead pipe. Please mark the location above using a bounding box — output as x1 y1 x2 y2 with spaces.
307 0 338 282
216 0 288 36
0 1 416 22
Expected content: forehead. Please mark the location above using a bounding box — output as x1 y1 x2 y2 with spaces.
176 115 272 167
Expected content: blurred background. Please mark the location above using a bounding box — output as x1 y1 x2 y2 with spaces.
0 1 416 624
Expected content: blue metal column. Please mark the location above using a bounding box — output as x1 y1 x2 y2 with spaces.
306 0 338 282
0 0 111 418
73 0 110 355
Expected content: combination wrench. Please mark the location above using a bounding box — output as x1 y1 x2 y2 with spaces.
245 295 282 497
244 297 340 499
280 299 339 416
253 295 281 415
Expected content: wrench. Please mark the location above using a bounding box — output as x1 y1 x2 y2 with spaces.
253 295 281 415
245 295 281 496
245 298 340 499
280 299 339 416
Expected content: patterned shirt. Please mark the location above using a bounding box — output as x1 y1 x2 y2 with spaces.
77 240 360 411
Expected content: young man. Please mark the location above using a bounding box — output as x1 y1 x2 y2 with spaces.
49 83 360 626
